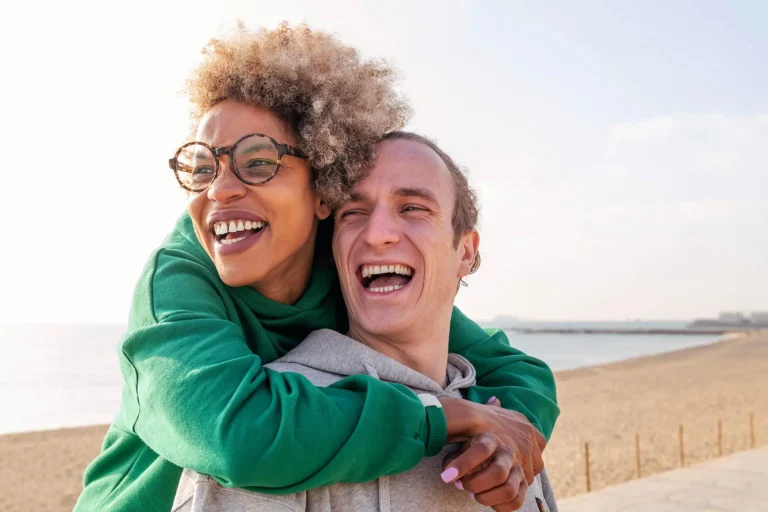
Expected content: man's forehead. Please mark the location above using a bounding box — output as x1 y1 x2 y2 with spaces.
356 139 453 195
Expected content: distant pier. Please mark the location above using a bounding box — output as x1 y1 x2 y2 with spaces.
506 327 744 335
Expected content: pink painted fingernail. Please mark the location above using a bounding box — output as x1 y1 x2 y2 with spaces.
441 467 459 483
469 493 475 500
454 480 463 490
486 396 497 404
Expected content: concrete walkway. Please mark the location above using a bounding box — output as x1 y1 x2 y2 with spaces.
558 446 768 512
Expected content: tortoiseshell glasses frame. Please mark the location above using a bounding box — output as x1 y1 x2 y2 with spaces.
168 132 307 192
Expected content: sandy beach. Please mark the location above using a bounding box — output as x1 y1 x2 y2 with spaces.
1 331 766 511
545 330 768 499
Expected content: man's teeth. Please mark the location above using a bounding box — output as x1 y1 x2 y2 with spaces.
361 264 413 279
213 220 266 235
369 284 406 293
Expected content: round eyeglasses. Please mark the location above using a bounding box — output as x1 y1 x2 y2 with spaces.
168 133 307 192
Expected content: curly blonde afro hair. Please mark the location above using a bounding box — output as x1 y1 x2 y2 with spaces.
184 22 412 208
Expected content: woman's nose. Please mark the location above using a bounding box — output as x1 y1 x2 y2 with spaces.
207 156 246 203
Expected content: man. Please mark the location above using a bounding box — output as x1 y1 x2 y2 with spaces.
173 132 558 512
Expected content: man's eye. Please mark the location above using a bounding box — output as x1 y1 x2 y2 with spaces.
339 210 364 219
402 205 426 213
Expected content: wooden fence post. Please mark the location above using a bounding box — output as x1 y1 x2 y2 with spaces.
750 412 755 449
679 424 685 467
717 418 723 457
635 432 641 478
584 442 591 492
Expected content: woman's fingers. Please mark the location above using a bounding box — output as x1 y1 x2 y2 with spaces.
440 433 499 483
459 445 516 493
473 464 528 512
532 430 546 480
441 432 532 510
521 445 535 485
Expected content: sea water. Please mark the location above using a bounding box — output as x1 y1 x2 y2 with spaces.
0 322 722 434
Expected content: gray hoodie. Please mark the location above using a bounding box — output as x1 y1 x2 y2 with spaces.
173 329 558 512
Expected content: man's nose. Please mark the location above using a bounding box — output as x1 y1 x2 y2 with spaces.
207 156 246 203
362 207 400 248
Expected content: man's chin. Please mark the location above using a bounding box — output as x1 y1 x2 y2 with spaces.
355 313 412 338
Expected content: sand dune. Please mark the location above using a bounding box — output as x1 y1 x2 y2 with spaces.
1 331 766 511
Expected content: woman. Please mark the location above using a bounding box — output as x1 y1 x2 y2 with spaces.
76 23 559 511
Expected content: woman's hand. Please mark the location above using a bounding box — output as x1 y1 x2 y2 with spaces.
438 396 546 485
441 432 528 511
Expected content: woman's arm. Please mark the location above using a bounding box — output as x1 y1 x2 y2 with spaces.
122 249 444 493
447 307 560 440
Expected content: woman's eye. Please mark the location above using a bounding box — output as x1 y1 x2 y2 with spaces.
245 159 274 168
193 166 215 175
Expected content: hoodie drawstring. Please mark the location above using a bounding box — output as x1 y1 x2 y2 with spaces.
363 362 391 512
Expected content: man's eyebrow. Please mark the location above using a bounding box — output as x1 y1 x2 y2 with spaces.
392 187 439 204
347 191 371 204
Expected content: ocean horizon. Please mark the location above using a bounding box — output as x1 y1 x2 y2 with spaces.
0 321 723 435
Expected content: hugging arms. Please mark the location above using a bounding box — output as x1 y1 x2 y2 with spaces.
76 23 558 512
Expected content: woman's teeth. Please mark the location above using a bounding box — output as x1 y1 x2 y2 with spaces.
213 220 265 236
219 236 248 246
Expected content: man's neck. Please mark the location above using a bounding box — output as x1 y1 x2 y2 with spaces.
347 309 452 387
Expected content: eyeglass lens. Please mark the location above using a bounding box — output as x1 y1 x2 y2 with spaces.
175 135 280 191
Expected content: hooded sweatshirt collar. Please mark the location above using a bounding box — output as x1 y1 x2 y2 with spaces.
277 329 476 395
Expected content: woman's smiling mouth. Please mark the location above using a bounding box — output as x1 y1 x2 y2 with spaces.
206 216 269 255
213 219 267 245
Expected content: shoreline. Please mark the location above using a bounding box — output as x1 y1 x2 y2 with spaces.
510 327 745 335
554 331 735 380
2 331 766 509
0 331 730 437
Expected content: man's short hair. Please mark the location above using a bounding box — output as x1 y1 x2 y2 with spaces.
380 131 481 275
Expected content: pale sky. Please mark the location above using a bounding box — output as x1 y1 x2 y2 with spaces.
0 0 765 323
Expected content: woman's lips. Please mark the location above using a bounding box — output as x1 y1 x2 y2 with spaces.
213 225 267 256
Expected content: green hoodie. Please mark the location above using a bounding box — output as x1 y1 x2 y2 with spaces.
75 214 559 512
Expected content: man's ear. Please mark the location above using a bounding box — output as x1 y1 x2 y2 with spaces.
315 196 332 221
457 229 480 279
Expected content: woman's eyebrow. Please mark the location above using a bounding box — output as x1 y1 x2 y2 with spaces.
239 142 273 153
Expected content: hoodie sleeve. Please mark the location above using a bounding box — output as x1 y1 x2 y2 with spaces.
118 249 445 492
447 307 560 440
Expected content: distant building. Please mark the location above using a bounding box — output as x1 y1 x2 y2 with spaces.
718 312 746 324
751 312 768 324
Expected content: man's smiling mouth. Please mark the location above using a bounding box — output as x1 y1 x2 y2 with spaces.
212 219 268 246
359 264 414 293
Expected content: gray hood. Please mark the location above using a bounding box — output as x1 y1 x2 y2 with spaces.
271 328 476 396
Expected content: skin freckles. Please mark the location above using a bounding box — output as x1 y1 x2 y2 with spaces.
187 100 330 304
